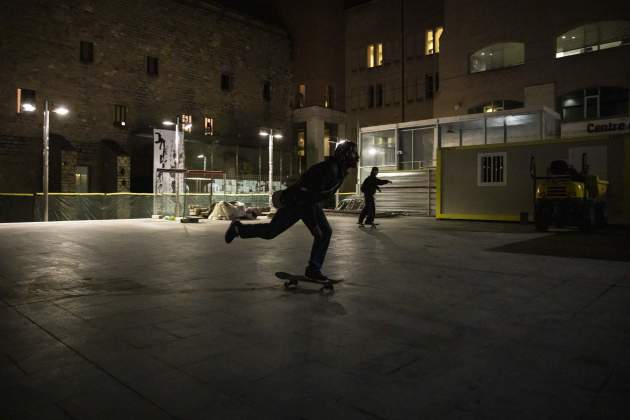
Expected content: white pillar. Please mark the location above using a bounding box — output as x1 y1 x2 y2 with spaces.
268 132 273 208
43 100 50 222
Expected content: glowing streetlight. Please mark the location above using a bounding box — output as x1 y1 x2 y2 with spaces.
259 128 283 208
21 100 70 221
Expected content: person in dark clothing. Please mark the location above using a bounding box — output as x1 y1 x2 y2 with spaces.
224 141 359 281
358 167 391 227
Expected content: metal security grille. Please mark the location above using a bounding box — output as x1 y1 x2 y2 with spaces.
479 153 506 185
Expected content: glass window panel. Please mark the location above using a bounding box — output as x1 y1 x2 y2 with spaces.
461 119 484 146
361 130 396 168
486 116 505 144
470 43 524 73
585 96 599 119
367 44 375 68
440 123 460 147
435 27 443 53
506 114 540 142
399 130 414 170
417 128 435 167
557 21 630 57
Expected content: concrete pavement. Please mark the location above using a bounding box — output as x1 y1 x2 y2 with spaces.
0 216 629 419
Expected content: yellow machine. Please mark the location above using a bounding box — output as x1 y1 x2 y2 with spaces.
530 154 608 231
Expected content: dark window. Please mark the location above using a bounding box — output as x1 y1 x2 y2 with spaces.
17 88 36 113
367 85 375 108
425 74 434 99
559 87 629 121
375 84 383 107
80 41 94 64
324 85 335 108
113 105 127 127
147 56 159 76
221 73 233 91
263 80 272 101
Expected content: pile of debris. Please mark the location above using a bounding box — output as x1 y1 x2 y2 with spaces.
204 201 266 221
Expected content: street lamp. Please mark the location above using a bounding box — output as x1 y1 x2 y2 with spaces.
22 99 70 222
259 128 283 208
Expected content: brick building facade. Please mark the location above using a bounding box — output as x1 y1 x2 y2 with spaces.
0 0 292 193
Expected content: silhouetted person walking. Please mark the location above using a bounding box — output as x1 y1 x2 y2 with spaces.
358 166 391 227
224 141 360 281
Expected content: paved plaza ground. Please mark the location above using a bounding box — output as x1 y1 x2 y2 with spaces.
0 216 629 419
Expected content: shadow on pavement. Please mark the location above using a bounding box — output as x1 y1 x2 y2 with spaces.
489 226 630 262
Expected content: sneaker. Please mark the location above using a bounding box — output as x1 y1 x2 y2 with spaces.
304 269 329 282
358 223 365 228
225 220 241 243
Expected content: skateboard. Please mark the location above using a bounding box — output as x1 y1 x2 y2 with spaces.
358 223 379 228
275 272 343 293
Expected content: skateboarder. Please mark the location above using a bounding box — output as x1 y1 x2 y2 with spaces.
224 141 360 281
358 166 391 227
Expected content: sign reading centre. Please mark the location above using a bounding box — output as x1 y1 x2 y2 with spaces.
562 117 630 138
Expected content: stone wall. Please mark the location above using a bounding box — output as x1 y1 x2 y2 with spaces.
0 0 293 193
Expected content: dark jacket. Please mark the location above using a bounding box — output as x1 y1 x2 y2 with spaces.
361 175 389 196
277 158 345 207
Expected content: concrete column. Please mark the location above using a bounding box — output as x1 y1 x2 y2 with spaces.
306 116 325 167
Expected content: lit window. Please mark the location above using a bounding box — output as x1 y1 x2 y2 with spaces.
204 117 214 136
16 88 36 113
470 43 525 73
478 153 507 186
556 21 630 58
435 27 443 53
147 56 159 76
367 43 383 68
113 105 127 127
80 41 94 64
367 44 375 68
469 100 524 114
181 114 192 133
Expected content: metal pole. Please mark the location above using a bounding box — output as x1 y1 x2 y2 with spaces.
268 131 273 208
203 156 207 171
43 100 50 222
175 117 180 218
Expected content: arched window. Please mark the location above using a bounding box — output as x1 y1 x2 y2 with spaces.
559 87 629 122
468 100 524 114
469 43 524 73
556 21 630 58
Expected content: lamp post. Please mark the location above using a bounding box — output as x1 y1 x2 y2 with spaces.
259 128 283 208
22 99 69 222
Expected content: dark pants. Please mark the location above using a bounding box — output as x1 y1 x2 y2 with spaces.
237 204 332 272
358 195 375 224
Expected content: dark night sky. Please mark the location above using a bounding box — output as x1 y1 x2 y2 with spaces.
207 0 372 25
